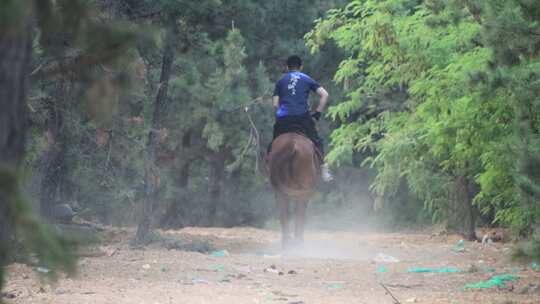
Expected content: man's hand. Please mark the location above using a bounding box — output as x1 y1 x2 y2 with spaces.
312 87 329 122
315 87 329 113
272 96 279 112
311 111 322 121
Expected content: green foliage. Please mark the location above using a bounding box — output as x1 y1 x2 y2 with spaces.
476 1 540 250
203 29 260 148
0 0 32 28
2 0 351 294
308 0 540 240
1 0 139 294
514 229 540 262
0 166 76 290
21 0 347 230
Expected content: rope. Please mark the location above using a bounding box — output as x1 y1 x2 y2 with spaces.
222 95 268 113
237 122 255 165
244 105 262 174
223 92 269 174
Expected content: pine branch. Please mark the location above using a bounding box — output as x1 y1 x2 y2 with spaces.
30 44 128 80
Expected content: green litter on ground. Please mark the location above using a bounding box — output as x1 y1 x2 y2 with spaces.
464 274 519 289
210 250 228 257
377 265 388 273
323 282 345 289
210 264 225 272
452 239 465 252
511 267 523 273
407 267 460 273
483 267 496 273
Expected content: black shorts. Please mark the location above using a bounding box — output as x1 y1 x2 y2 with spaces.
271 113 324 154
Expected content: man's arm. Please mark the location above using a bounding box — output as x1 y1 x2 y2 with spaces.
315 87 329 113
272 95 280 112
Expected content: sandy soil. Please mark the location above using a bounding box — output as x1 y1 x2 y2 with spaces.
3 227 540 304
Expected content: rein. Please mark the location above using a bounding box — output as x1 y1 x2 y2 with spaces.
244 106 262 174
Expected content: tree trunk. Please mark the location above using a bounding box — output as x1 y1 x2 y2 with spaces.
158 130 192 229
457 175 477 241
0 13 32 288
0 27 30 164
134 16 177 244
39 80 68 219
178 131 192 188
207 151 225 226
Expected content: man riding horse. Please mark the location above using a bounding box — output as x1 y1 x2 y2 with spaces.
270 55 332 182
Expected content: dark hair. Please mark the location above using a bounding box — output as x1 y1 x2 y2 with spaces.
286 55 302 69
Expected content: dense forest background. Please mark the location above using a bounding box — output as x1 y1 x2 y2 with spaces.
1 0 540 291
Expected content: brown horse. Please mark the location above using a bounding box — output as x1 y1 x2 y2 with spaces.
268 133 320 248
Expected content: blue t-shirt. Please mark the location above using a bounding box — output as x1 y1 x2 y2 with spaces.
273 71 320 117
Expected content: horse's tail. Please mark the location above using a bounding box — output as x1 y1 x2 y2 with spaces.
269 139 296 195
269 135 316 200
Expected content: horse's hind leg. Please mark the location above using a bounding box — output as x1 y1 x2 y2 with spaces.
276 192 291 248
294 200 307 244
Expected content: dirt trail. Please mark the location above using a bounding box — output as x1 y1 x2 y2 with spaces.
4 227 540 304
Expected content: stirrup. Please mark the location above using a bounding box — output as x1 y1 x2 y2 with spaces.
321 164 333 182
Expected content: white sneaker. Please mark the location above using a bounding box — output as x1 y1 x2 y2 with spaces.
321 164 333 182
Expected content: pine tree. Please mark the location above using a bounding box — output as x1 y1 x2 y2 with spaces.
473 0 540 252
202 28 270 225
0 0 135 292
